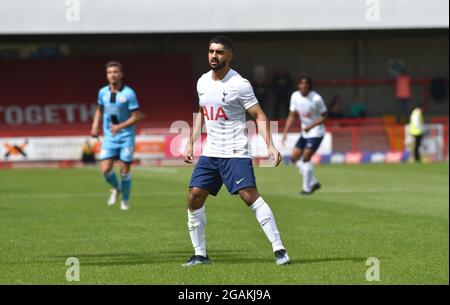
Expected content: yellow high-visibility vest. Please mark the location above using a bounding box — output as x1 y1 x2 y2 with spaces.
409 108 424 136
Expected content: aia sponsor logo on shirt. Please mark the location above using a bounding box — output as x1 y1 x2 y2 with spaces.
202 106 229 121
300 111 312 118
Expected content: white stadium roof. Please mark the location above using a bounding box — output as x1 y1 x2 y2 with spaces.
0 0 448 35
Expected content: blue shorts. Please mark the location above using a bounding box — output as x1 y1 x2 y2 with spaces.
295 136 324 153
189 156 257 196
100 136 135 164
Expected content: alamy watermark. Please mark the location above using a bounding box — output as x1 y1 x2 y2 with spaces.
365 0 381 22
65 257 80 282
365 257 380 282
65 0 80 22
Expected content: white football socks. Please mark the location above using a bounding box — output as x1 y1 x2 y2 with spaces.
187 206 207 257
250 197 285 252
297 160 316 192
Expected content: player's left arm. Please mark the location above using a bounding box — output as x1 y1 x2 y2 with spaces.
303 112 327 132
239 80 282 166
247 104 282 167
110 110 141 135
111 90 141 135
304 96 328 132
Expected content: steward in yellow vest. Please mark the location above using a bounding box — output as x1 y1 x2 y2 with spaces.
408 106 425 162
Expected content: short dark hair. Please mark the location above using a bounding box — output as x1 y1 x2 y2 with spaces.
209 36 234 51
105 61 123 71
298 75 313 89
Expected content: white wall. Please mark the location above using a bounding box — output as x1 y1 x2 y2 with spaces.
0 0 448 35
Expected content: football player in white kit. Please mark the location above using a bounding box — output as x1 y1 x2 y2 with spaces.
183 36 290 266
282 76 328 195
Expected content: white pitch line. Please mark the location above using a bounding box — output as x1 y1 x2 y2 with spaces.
132 167 179 174
1 189 445 200
0 192 186 200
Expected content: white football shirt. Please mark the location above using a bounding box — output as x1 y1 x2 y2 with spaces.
289 90 327 138
197 69 258 158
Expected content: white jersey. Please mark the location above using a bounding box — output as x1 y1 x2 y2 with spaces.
289 90 327 139
197 69 258 158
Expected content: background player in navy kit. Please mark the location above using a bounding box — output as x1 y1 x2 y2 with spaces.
282 77 328 195
183 36 290 266
90 61 141 210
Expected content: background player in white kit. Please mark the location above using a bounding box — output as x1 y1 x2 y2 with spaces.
183 36 290 267
282 77 328 195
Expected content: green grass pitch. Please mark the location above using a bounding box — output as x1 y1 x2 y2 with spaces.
0 163 448 284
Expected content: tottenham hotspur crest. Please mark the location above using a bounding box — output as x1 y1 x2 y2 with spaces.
222 91 228 102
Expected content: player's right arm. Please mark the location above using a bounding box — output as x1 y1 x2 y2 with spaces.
90 106 103 137
282 94 299 146
91 90 104 137
184 108 204 164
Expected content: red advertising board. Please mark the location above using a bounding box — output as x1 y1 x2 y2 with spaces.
0 56 196 132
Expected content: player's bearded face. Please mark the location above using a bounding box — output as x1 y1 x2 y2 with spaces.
208 44 232 71
106 67 123 85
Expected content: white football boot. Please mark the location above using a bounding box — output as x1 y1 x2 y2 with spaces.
120 200 130 211
108 188 120 206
